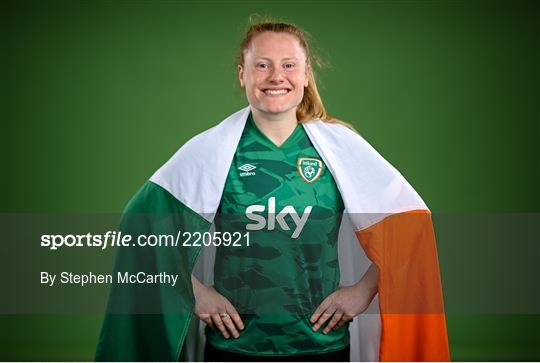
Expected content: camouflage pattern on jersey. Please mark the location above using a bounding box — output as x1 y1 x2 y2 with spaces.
206 112 349 356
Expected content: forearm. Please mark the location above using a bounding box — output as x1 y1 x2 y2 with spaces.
354 262 379 301
191 274 206 298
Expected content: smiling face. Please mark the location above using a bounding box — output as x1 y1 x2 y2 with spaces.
238 32 309 118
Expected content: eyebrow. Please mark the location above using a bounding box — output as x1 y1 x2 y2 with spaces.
255 57 299 61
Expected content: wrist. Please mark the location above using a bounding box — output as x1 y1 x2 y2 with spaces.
191 276 208 298
353 279 377 302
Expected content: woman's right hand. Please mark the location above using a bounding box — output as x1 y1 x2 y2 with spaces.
192 275 244 339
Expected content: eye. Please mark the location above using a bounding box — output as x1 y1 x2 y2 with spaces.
256 63 270 71
283 63 296 70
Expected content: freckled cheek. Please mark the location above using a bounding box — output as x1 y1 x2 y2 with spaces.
245 81 260 96
248 78 266 95
294 74 307 85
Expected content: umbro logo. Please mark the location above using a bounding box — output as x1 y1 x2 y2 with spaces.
238 164 256 172
238 163 256 177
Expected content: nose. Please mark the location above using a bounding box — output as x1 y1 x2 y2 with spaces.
268 66 285 83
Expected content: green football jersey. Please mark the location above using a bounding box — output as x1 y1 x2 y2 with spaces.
205 112 348 356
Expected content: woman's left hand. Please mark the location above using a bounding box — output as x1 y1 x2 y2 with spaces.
310 262 379 333
309 282 376 334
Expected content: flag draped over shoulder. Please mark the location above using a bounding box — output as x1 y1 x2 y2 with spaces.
95 106 450 361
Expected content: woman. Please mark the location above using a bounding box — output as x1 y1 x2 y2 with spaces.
96 20 449 362
192 23 379 361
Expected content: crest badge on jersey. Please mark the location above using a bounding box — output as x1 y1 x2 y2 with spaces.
297 157 323 183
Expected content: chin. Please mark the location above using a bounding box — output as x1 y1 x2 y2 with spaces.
263 106 286 114
260 103 297 115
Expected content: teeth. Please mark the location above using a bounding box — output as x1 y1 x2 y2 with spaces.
264 89 289 95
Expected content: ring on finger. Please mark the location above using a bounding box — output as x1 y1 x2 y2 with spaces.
220 312 230 319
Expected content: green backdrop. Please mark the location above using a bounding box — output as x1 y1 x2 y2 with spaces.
2 0 539 360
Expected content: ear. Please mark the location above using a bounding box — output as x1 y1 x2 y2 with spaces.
237 64 245 88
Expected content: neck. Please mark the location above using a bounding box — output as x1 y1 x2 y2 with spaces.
250 107 298 147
